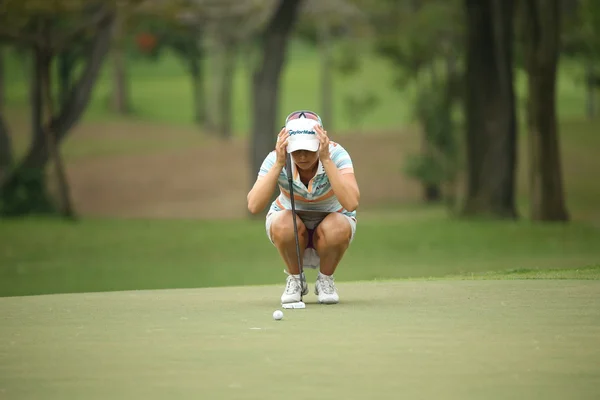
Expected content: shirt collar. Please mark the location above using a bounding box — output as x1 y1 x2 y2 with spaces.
290 157 325 183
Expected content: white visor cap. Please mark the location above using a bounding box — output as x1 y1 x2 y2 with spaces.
285 118 320 153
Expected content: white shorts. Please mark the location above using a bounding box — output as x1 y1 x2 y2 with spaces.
265 210 357 270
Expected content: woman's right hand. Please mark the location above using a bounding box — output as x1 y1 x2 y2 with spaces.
275 127 290 168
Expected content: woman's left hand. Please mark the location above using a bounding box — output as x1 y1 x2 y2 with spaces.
314 125 330 162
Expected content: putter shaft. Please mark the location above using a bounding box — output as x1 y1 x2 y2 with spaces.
285 153 305 293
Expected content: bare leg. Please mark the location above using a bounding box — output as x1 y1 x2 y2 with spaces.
313 213 353 276
270 210 309 275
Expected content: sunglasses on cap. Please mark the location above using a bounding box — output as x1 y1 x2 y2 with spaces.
285 110 323 127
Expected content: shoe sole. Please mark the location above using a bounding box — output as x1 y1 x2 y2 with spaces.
318 298 339 304
315 287 339 304
281 284 309 304
282 302 306 309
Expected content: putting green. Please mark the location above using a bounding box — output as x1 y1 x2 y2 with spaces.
1 280 599 399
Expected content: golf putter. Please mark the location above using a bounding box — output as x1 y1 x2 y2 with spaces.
282 152 306 309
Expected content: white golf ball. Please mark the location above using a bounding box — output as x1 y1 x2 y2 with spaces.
273 310 283 321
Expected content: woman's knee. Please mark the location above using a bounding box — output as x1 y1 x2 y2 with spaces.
314 215 352 249
270 211 307 245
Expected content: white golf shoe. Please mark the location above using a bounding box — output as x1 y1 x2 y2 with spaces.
315 273 339 304
281 273 308 304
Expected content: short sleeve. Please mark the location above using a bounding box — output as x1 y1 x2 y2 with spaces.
330 143 354 174
258 151 277 178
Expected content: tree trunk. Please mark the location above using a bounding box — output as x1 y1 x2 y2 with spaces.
187 29 207 129
250 0 303 202
58 50 76 109
0 45 55 215
110 3 130 114
424 184 441 202
522 0 569 221
219 38 236 140
318 20 333 130
586 59 596 120
1 13 114 203
206 41 221 134
181 28 208 130
424 64 442 203
0 48 12 182
443 51 461 208
444 50 461 108
0 47 4 111
31 47 44 149
40 46 76 219
189 54 206 127
242 39 258 80
242 39 258 127
0 115 11 183
461 0 518 219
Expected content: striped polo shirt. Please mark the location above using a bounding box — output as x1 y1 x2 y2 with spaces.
258 141 357 220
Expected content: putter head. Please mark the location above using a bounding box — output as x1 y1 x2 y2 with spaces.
281 301 306 309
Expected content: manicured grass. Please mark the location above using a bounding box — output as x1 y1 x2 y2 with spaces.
1 280 599 399
442 265 600 280
2 38 599 400
1 208 599 297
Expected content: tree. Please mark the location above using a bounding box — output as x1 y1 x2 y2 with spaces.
520 0 569 221
133 0 271 134
133 16 209 127
204 2 273 139
461 0 518 218
0 47 11 183
0 2 116 217
373 0 464 204
37 37 76 218
215 34 237 139
250 0 303 210
295 0 366 131
111 0 132 115
0 46 3 110
0 117 10 184
562 0 600 119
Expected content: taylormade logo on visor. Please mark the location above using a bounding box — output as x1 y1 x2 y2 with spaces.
285 118 320 153
289 130 316 135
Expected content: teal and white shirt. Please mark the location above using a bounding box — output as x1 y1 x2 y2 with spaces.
258 141 357 221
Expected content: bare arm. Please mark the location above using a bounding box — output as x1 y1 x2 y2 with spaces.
315 125 360 212
247 162 284 214
247 128 289 214
322 161 360 212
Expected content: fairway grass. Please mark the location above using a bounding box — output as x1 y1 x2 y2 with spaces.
1 211 600 297
1 280 599 400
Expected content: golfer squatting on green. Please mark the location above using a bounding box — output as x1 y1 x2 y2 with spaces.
247 110 361 305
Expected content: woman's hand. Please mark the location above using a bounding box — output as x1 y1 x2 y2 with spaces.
275 127 290 167
314 125 330 162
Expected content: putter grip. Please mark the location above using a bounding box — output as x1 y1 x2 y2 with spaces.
285 153 293 181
